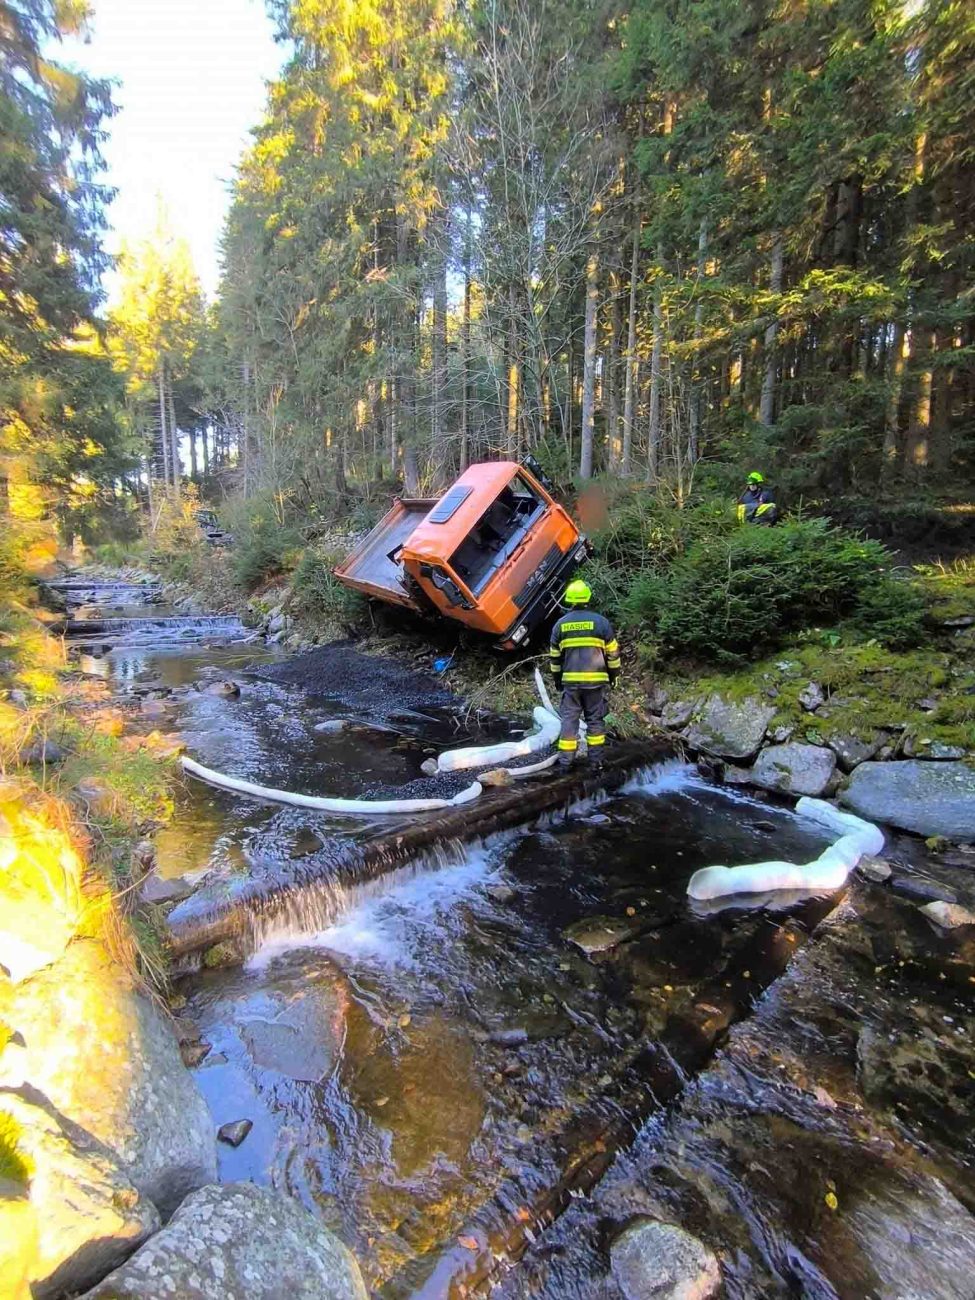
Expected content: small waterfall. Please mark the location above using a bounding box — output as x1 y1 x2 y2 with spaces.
244 838 478 965
535 758 694 828
65 613 244 638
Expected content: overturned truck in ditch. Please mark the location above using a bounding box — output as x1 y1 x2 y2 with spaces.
334 460 589 649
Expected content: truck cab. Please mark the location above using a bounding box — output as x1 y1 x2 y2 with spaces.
334 461 587 648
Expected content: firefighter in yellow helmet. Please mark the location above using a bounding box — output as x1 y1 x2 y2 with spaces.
737 471 779 525
549 579 621 771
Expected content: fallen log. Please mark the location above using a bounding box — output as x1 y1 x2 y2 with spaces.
165 739 674 962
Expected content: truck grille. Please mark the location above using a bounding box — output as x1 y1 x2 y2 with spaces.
513 544 564 609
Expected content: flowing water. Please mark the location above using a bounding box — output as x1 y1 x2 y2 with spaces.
65 580 975 1298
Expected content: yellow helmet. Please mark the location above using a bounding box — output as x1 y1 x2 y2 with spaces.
564 579 592 605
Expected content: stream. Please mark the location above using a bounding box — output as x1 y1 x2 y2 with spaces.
65 580 975 1299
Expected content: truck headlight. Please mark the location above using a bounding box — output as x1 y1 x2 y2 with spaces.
511 624 528 644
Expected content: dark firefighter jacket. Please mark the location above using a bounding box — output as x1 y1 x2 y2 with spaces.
737 485 779 525
550 610 621 687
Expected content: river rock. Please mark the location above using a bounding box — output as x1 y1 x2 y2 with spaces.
855 856 892 883
314 719 348 734
480 767 513 788
889 874 957 903
798 681 825 712
683 695 775 762
610 1218 721 1300
0 1088 159 1297
749 742 836 797
217 1119 253 1148
3 938 216 1216
902 735 967 760
839 1164 975 1299
1 1191 41 1300
140 870 194 906
240 1008 337 1083
646 685 669 714
841 760 975 841
19 739 66 767
827 731 884 772
80 1181 368 1300
661 699 695 730
202 680 241 699
919 900 975 929
563 916 639 955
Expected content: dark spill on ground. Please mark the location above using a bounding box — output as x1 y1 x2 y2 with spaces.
68 585 975 1299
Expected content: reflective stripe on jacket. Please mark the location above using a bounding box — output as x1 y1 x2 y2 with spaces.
737 486 778 525
550 610 621 685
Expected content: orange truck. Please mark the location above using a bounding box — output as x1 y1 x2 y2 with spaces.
334 460 588 649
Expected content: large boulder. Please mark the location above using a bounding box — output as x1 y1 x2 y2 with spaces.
0 939 215 1216
610 1217 721 1300
683 695 775 762
80 1182 368 1300
0 1088 159 1297
841 760 975 841
750 742 837 797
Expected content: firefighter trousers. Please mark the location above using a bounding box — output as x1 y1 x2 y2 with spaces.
558 686 608 757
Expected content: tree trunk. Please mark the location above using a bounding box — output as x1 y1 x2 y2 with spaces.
647 249 664 483
607 265 622 470
242 359 251 497
168 378 180 493
506 284 519 458
579 250 599 479
157 367 170 488
432 262 447 469
622 214 640 477
688 218 707 464
881 321 907 482
389 376 399 478
759 232 784 428
460 208 472 472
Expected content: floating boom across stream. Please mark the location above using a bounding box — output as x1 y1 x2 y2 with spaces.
687 798 884 900
180 667 562 814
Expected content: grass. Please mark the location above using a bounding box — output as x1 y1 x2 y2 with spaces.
1 596 180 994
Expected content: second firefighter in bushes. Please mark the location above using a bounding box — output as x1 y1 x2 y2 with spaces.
549 580 621 771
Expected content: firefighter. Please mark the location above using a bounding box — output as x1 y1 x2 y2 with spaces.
550 579 621 771
737 471 779 525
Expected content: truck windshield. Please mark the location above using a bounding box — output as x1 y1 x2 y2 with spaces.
449 474 546 596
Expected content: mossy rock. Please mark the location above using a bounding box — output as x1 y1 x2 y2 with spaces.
202 939 245 969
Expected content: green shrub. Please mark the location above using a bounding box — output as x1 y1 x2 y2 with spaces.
219 494 303 590
844 575 927 650
291 548 366 625
622 519 925 664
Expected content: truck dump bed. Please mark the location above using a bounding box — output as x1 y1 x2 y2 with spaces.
333 498 436 610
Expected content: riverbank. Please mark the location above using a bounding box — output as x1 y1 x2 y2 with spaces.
0 575 369 1299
